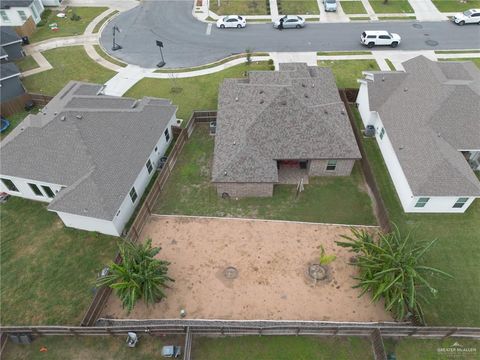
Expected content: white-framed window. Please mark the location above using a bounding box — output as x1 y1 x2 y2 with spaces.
146 159 153 174
129 187 138 203
326 160 337 171
379 127 385 140
0 11 10 22
415 197 429 208
17 10 27 21
30 4 39 20
41 185 55 198
28 183 43 196
453 197 468 209
164 128 170 142
1 178 18 192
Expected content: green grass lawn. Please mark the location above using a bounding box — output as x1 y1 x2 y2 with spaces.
154 125 376 225
0 197 117 325
30 7 108 43
439 57 480 69
351 107 480 326
193 336 374 360
126 62 271 122
93 10 119 33
340 1 368 14
14 55 39 72
432 0 480 12
384 338 480 359
279 0 320 14
93 44 127 67
0 108 38 140
368 0 414 13
22 46 116 96
210 0 269 15
317 60 379 88
3 335 183 359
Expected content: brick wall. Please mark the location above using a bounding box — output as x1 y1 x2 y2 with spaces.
214 182 274 198
308 159 356 177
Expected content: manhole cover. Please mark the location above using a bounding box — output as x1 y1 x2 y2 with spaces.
413 23 423 29
425 40 439 47
224 266 238 279
308 264 327 281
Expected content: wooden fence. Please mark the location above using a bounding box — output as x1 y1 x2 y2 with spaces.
14 16 36 38
339 89 392 233
1 93 53 117
80 111 217 327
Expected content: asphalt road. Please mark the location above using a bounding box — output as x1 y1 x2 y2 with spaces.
100 0 480 68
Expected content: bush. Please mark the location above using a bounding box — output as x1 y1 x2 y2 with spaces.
37 9 52 27
70 13 81 21
268 59 274 65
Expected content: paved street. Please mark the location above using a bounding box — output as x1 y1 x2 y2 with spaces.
99 0 480 68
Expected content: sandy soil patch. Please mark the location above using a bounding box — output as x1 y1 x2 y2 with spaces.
102 216 392 322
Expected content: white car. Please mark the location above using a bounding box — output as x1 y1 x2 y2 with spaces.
216 15 246 29
324 0 337 12
452 9 480 25
273 15 305 29
360 30 401 48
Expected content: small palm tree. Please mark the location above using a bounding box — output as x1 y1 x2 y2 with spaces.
96 239 174 314
336 226 452 324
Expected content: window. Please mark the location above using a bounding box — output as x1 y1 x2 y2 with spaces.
453 197 469 209
0 11 9 22
379 35 391 39
129 187 138 203
17 10 27 21
29 183 43 196
367 35 376 39
415 197 430 208
30 4 39 19
146 159 153 174
164 128 170 142
41 185 55 198
154 146 158 152
1 178 18 192
326 160 337 171
379 127 385 139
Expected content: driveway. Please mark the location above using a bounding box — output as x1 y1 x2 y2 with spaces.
99 0 480 68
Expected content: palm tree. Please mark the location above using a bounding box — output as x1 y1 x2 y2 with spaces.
96 239 174 314
336 226 452 324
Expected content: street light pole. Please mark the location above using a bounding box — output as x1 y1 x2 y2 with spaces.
112 25 122 51
156 40 166 68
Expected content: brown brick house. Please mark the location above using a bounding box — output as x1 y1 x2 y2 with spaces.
212 63 361 198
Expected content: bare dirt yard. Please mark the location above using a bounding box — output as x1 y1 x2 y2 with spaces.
102 216 391 322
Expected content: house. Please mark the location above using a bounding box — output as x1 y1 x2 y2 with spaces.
1 26 25 61
0 0 44 26
0 62 25 103
0 81 179 236
356 56 480 213
212 63 361 198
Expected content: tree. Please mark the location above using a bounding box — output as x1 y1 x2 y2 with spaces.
336 226 452 324
96 239 174 314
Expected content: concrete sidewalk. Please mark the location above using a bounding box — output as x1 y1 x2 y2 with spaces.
407 0 446 21
103 65 155 96
24 34 99 54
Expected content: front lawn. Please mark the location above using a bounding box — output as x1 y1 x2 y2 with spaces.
126 62 271 122
154 125 376 225
340 1 368 14
278 0 320 14
368 0 414 13
351 107 480 326
22 46 116 96
30 7 108 43
432 0 480 12
14 55 39 72
210 0 269 15
317 60 379 88
193 336 374 359
0 197 117 325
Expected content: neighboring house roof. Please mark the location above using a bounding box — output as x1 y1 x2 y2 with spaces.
0 0 33 9
1 81 177 220
0 47 8 59
0 61 20 80
363 55 480 197
0 27 22 46
212 63 361 183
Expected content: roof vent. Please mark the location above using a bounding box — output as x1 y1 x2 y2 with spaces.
280 100 287 106
233 141 236 145
304 94 309 98
382 77 385 82
260 99 264 104
60 115 66 121
311 83 315 88
259 90 264 94
235 97 239 102
301 83 306 88
76 115 82 120
324 109 328 114
341 110 345 115
399 146 404 150
224 171 228 176
54 112 58 115
404 88 408 92
131 100 139 108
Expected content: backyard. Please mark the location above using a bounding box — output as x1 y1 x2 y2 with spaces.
0 108 38 140
278 0 320 14
368 0 414 13
22 46 115 96
153 125 376 225
317 60 379 88
29 7 107 43
0 197 117 325
351 107 480 327
210 0 269 15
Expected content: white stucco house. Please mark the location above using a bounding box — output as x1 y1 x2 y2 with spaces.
0 81 179 236
0 0 44 26
356 56 480 213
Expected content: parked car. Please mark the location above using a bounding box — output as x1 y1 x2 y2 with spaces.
273 15 305 29
452 9 480 25
324 0 337 12
161 345 182 358
360 30 401 48
216 15 246 29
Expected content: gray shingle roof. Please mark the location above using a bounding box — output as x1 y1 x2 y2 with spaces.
0 61 20 80
1 81 177 220
0 27 21 46
0 0 33 9
212 64 361 183
363 56 480 197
